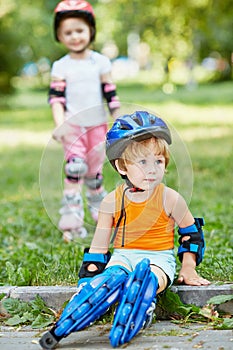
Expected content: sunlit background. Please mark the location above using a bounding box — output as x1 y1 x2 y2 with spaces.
0 0 232 94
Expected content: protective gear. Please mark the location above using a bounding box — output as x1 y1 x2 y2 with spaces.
102 83 120 114
78 247 111 281
84 174 103 190
109 258 158 347
39 259 158 349
54 0 96 42
48 80 66 106
106 111 172 168
65 157 88 182
178 217 205 266
39 265 129 350
58 192 87 240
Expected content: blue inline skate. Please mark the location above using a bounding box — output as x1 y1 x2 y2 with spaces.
109 258 158 347
39 254 158 349
39 266 128 349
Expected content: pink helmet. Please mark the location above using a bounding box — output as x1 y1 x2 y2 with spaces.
54 0 96 42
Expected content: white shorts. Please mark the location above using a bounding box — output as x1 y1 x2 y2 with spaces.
109 248 176 286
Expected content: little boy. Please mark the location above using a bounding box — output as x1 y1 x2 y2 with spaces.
40 111 210 349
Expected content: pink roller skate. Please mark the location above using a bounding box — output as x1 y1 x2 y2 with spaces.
59 191 87 242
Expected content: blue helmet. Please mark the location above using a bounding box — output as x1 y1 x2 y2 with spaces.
106 111 171 164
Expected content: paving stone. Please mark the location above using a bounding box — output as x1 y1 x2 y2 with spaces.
0 322 232 350
171 284 233 313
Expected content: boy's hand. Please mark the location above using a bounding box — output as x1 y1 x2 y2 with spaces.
178 265 211 286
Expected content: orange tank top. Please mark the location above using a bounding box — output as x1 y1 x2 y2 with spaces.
113 183 174 250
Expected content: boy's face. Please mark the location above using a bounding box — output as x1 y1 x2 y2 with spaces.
117 152 166 191
57 17 91 53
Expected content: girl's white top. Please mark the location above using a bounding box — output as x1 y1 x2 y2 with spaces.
51 50 112 127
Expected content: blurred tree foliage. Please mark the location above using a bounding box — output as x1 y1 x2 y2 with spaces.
0 0 232 93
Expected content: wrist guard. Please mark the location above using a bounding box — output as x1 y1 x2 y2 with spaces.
177 217 205 266
78 247 111 279
102 83 120 114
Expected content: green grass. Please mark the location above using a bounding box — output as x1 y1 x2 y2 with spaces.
0 81 232 286
117 80 233 105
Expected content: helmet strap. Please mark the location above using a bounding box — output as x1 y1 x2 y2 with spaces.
110 176 144 247
123 175 145 193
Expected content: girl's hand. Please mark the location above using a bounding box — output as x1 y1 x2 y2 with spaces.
111 108 120 120
52 123 74 142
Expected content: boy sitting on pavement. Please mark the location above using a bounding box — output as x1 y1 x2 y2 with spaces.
40 111 210 349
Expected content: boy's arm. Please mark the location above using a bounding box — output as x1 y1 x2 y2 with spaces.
89 190 115 252
165 188 210 286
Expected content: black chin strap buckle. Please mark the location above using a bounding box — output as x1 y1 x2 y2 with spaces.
129 187 144 193
124 176 144 193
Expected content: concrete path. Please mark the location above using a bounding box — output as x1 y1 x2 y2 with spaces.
0 322 232 350
0 284 232 349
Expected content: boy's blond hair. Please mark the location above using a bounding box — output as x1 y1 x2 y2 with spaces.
117 137 170 172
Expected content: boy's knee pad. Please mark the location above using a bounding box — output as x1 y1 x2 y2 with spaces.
109 258 158 348
84 173 103 190
65 157 88 183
